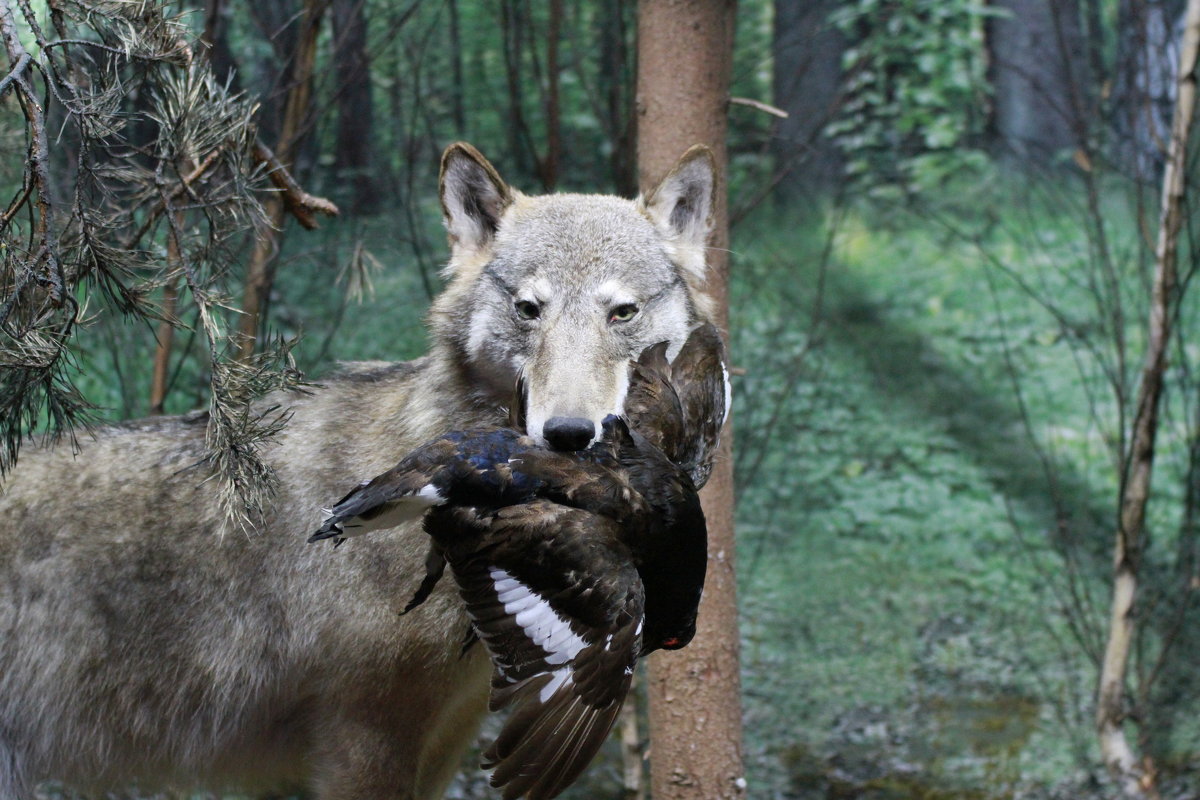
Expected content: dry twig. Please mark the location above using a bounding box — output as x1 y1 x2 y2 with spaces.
252 139 339 231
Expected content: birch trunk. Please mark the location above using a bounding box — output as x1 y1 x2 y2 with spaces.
1095 1 1200 796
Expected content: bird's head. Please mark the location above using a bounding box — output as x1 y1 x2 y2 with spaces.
660 631 693 650
641 615 698 657
597 413 636 450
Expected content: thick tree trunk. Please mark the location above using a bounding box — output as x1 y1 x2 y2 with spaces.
599 0 637 195
771 0 844 193
986 0 1086 162
237 0 327 360
1096 1 1200 796
636 2 745 799
1112 0 1186 178
332 0 378 213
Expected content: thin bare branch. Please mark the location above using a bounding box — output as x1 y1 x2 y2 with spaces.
729 95 788 118
0 48 28 98
251 138 339 230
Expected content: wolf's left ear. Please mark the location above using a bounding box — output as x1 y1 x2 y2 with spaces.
440 142 514 255
639 145 717 256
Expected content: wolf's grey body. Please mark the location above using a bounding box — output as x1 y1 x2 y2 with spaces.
0 143 717 799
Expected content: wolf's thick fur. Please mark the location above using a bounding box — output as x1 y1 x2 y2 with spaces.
0 143 717 799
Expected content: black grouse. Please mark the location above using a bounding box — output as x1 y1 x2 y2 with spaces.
309 323 729 800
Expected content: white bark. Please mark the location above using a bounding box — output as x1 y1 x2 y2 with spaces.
1095 1 1200 796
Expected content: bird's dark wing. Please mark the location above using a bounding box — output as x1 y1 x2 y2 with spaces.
667 322 730 488
496 447 650 526
308 450 454 542
309 428 536 543
621 325 729 489
622 340 687 461
429 502 643 800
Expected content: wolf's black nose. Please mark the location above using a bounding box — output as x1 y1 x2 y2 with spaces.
543 417 595 451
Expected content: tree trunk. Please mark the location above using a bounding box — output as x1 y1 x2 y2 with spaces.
541 0 563 190
332 0 378 214
237 0 327 360
149 241 180 415
771 0 845 193
619 678 647 800
500 0 535 178
150 159 195 413
201 0 239 89
1112 0 1186 178
599 0 637 195
448 0 466 135
1096 1 1200 796
636 2 745 799
247 0 302 147
986 0 1086 162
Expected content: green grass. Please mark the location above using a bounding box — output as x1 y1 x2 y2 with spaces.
729 183 1199 798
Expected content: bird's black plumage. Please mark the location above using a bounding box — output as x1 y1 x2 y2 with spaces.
625 322 730 488
309 323 728 800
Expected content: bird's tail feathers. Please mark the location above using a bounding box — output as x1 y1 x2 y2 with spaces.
307 513 345 543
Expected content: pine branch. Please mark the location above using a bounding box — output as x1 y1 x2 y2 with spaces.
1 1 301 534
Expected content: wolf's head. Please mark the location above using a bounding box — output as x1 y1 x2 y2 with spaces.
430 142 717 450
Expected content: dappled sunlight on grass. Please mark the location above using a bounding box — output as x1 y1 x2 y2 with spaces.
728 186 1189 797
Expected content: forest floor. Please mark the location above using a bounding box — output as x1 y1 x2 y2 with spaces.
724 189 1199 800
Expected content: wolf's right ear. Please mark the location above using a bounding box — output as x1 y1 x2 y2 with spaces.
440 142 514 255
639 146 717 258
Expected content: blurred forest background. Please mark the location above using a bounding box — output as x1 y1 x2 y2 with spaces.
3 0 1200 798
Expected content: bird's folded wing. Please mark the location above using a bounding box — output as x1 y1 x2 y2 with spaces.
669 323 730 488
444 502 644 800
623 340 686 457
308 435 470 541
502 449 651 525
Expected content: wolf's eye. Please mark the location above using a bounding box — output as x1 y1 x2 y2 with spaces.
515 300 540 320
608 304 639 324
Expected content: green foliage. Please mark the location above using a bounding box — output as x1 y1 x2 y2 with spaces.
731 175 1200 797
829 0 995 193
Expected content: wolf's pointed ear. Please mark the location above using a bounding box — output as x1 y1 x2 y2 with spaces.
440 142 514 255
639 145 717 254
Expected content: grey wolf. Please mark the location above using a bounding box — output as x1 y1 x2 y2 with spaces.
308 325 728 799
0 141 718 799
